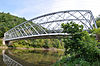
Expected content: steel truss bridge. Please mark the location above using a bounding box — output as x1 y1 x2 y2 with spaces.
4 10 97 44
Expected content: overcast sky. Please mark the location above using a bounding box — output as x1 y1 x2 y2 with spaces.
0 0 100 19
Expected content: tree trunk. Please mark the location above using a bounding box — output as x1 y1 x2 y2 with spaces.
96 34 100 42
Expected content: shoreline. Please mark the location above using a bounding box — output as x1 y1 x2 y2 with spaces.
0 46 64 51
0 46 8 49
0 38 64 51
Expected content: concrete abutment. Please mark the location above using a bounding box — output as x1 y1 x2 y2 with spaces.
2 39 10 45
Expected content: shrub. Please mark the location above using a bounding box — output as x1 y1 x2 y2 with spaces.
59 22 100 64
93 28 100 34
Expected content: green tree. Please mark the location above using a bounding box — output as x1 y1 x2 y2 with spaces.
96 21 100 28
61 22 83 34
0 12 27 37
61 22 100 62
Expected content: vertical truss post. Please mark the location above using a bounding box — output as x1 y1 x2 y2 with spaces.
28 23 39 34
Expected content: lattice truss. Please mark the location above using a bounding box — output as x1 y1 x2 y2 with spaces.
4 10 97 41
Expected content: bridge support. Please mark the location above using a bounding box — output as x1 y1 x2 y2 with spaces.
3 40 10 45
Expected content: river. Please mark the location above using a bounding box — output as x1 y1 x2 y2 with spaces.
0 49 64 66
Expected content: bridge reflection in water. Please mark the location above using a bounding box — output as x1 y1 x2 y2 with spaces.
2 50 23 66
2 49 64 66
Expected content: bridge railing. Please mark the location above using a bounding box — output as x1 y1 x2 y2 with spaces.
4 10 97 41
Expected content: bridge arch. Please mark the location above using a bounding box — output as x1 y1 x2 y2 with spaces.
4 10 97 42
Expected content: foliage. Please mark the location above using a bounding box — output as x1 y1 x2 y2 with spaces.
93 28 100 34
96 21 100 28
64 31 100 61
54 22 100 65
0 12 26 37
54 56 100 66
92 28 100 41
61 22 83 34
9 39 64 49
0 39 2 46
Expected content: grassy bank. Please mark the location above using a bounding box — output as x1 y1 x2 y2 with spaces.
0 38 64 51
0 38 2 46
8 39 65 49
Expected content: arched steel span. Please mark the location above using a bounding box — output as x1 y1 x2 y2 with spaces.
4 10 97 41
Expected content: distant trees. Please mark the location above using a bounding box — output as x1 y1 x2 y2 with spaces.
10 39 64 49
0 12 26 37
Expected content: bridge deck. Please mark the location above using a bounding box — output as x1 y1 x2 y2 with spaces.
5 33 69 41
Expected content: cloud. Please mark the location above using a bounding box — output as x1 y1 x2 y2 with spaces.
51 0 77 11
13 0 54 19
12 0 100 19
51 0 100 17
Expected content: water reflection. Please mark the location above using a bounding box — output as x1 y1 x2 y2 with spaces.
1 49 64 66
2 50 22 66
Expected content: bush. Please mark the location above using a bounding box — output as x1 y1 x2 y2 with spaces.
61 22 83 34
96 20 100 28
53 56 100 66
54 22 100 65
93 28 100 34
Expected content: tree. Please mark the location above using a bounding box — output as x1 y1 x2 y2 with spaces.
96 21 100 28
0 12 27 37
61 22 100 62
61 22 83 34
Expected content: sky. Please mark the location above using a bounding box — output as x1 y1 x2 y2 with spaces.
0 0 100 19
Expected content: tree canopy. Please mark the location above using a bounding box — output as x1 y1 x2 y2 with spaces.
0 12 27 37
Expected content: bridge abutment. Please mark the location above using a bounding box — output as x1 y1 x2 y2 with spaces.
3 39 10 45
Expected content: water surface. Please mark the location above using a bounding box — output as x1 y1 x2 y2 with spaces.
0 49 64 66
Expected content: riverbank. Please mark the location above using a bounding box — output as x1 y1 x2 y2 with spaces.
0 38 64 51
0 45 64 50
0 46 64 53
0 46 8 49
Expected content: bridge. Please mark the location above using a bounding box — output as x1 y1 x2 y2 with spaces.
3 10 97 45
